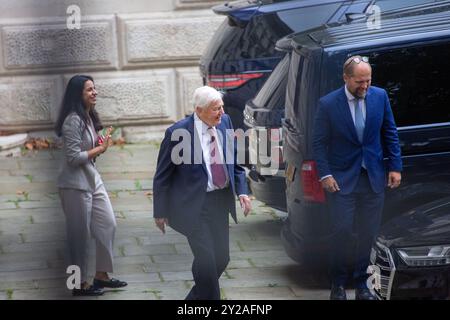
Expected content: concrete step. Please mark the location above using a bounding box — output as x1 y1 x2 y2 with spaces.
0 133 28 157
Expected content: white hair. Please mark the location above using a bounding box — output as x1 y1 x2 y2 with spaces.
193 86 223 110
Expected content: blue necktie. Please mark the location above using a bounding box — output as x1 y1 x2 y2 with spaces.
354 98 365 143
354 98 366 169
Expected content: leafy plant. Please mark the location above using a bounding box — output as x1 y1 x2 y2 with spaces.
6 289 13 300
134 179 142 191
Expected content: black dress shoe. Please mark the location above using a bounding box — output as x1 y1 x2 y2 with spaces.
72 285 104 296
330 285 347 300
93 277 128 288
355 288 377 300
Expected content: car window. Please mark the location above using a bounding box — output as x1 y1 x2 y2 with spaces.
285 50 304 120
253 53 289 110
276 3 342 32
205 14 291 60
203 16 286 61
370 42 450 127
202 18 240 61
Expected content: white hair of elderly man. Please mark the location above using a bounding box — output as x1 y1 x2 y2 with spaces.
193 86 223 110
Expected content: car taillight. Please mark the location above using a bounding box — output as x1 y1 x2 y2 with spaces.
207 73 264 90
301 160 325 203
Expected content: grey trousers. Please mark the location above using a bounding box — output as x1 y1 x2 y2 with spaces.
59 173 117 283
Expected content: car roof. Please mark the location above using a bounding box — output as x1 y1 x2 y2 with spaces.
214 0 347 15
257 0 352 14
213 0 365 23
283 1 450 51
297 10 450 50
212 0 299 17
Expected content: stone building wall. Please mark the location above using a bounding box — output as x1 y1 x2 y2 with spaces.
0 0 226 142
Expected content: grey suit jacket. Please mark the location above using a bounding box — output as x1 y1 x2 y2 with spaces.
57 112 98 192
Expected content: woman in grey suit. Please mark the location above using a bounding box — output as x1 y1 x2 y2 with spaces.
55 75 127 296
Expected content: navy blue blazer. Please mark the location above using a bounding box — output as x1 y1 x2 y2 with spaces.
312 86 402 194
153 113 248 235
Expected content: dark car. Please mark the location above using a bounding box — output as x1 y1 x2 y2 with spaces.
279 6 450 298
371 197 450 300
236 0 447 209
245 42 292 211
202 0 440 130
200 0 384 164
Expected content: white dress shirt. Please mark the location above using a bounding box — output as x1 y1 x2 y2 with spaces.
345 85 366 124
193 112 229 192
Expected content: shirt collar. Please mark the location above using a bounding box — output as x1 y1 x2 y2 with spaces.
344 85 358 102
194 112 212 135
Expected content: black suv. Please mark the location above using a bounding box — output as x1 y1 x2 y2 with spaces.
235 0 447 208
201 0 441 131
280 8 450 299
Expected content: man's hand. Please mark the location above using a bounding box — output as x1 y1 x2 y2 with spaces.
387 171 401 189
239 195 252 217
154 218 169 234
321 176 340 193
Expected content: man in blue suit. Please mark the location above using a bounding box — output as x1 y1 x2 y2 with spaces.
153 86 252 300
312 56 402 300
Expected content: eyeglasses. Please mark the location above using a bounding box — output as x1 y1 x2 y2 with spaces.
344 56 369 69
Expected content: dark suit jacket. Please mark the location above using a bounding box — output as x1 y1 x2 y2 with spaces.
312 86 402 194
153 113 248 235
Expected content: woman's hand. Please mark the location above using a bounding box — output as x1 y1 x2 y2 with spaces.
88 126 114 159
99 126 114 153
105 126 114 137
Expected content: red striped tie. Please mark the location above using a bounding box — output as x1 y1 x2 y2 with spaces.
208 128 227 189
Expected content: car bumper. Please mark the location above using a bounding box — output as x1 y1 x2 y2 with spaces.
248 169 287 211
371 242 450 300
390 267 450 299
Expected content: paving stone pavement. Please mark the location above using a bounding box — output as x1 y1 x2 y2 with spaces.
0 144 334 300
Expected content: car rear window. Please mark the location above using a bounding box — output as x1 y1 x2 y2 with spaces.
253 53 290 110
203 14 292 61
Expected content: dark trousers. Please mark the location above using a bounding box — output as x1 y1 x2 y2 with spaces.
328 169 384 288
185 187 231 300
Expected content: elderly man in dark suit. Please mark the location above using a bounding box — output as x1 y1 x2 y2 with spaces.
313 56 402 300
153 86 252 300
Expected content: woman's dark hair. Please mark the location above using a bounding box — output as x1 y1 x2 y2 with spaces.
55 75 103 136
